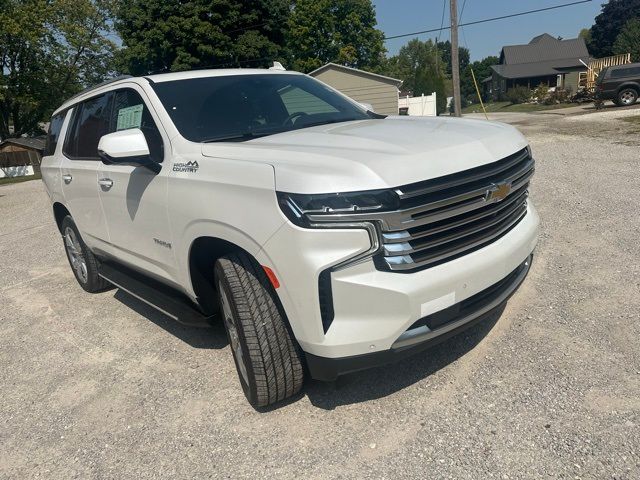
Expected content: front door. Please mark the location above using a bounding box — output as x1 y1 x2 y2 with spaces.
60 96 111 252
97 86 177 283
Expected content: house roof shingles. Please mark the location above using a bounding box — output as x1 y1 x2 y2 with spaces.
492 34 590 80
0 136 46 152
308 63 403 87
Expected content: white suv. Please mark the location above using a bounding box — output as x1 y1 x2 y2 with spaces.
41 68 539 407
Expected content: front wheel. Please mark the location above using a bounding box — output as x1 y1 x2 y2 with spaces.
215 252 304 407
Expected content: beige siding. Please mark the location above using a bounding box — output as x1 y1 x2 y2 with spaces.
312 68 399 115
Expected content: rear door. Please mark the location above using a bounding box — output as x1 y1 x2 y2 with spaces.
60 94 112 252
40 111 69 204
96 86 177 283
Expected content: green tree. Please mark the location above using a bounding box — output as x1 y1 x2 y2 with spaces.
435 40 478 104
115 0 290 75
436 40 470 77
466 55 499 102
384 39 447 115
588 0 640 58
286 0 385 73
0 0 115 138
614 18 640 62
578 27 592 44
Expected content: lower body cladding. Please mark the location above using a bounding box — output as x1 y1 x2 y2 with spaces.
261 204 539 381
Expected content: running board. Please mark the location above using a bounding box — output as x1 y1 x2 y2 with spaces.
98 262 216 328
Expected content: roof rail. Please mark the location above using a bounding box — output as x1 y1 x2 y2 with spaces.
64 75 134 103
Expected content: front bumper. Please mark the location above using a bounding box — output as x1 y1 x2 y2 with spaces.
306 254 532 381
260 202 538 360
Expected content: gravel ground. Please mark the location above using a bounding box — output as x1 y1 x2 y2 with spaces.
1 108 639 479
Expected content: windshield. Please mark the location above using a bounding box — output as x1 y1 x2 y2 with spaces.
150 73 375 142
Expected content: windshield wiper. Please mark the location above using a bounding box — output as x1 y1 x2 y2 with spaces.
201 130 285 143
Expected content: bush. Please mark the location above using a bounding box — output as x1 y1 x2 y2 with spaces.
544 88 572 105
532 83 550 103
505 86 532 104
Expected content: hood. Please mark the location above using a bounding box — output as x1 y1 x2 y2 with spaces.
200 116 529 193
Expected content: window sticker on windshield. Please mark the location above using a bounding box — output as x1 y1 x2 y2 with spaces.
117 104 143 130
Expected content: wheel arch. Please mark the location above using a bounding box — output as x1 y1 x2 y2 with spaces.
617 82 640 95
187 236 259 315
52 202 71 233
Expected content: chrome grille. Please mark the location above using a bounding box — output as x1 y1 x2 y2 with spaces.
376 147 534 272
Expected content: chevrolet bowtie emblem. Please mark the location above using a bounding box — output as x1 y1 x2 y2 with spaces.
486 182 512 202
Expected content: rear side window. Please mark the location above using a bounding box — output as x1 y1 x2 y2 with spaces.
64 94 112 159
111 89 164 163
610 66 640 79
44 112 66 156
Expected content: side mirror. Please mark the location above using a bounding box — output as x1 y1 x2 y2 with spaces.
97 129 160 174
359 102 374 113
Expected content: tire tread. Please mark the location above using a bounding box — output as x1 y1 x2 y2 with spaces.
216 253 303 407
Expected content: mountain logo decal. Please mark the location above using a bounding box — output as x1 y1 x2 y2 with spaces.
173 160 199 173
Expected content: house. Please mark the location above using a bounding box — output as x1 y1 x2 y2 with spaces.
489 34 590 100
308 63 403 115
0 136 46 178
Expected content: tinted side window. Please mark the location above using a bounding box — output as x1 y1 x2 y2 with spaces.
44 112 66 156
111 89 164 163
64 94 112 159
611 66 640 79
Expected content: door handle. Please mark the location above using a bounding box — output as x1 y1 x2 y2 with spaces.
62 174 72 184
98 178 114 189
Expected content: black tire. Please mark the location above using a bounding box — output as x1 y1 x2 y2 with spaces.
617 88 638 106
214 252 303 407
60 215 111 293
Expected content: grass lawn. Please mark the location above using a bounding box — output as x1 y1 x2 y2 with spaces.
0 172 42 186
462 101 577 114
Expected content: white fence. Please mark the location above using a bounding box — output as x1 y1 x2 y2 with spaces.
398 92 437 116
0 165 34 178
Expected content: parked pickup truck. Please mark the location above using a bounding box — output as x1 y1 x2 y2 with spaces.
41 68 538 407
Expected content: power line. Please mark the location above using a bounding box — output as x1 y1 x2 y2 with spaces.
459 0 468 23
436 0 447 42
383 0 592 40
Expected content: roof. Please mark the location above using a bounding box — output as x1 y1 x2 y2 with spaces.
491 33 590 80
308 63 403 87
55 68 304 115
500 34 589 65
146 68 302 83
0 136 46 152
491 58 586 80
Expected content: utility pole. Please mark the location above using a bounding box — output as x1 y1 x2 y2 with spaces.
450 0 462 117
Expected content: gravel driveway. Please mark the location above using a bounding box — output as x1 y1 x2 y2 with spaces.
1 108 639 479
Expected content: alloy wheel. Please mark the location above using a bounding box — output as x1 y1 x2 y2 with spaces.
620 90 636 105
64 227 88 283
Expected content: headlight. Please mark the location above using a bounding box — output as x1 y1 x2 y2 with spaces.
277 189 400 227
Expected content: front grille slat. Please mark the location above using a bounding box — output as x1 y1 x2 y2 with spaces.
384 202 528 257
378 147 533 273
396 148 531 199
397 187 528 244
398 158 534 218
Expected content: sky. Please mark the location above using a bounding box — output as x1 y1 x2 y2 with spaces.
373 0 604 61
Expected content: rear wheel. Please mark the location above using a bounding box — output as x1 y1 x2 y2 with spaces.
61 216 110 293
214 252 303 407
617 88 638 106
